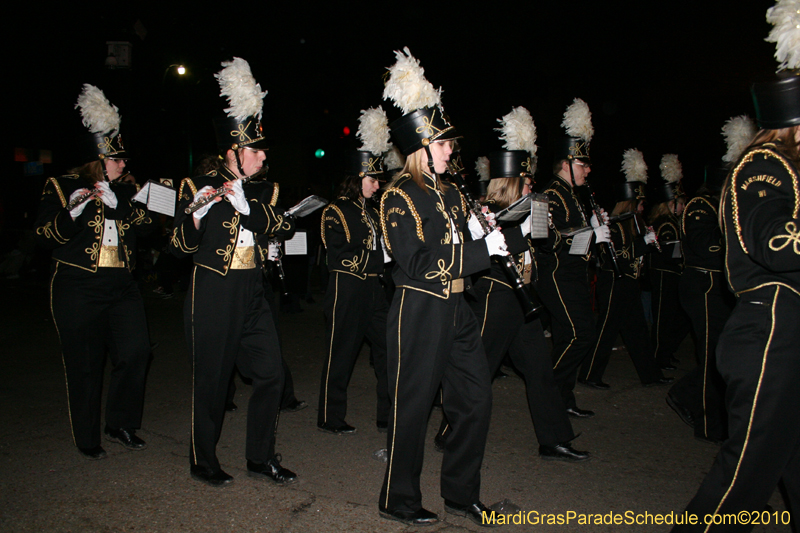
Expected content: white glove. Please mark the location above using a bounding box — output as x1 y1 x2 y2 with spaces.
521 214 532 238
481 206 497 229
69 188 93 219
590 210 609 228
95 181 118 209
468 214 485 240
381 235 392 263
484 228 509 256
267 242 280 261
594 225 611 244
228 179 250 215
192 186 217 220
644 231 657 245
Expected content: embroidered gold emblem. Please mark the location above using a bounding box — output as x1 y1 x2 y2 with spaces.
768 221 800 255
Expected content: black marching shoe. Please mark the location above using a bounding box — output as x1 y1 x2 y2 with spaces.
434 433 447 453
566 406 595 419
224 401 238 412
539 443 591 462
247 455 297 485
104 426 147 450
376 420 388 433
665 394 695 428
317 422 357 435
190 465 234 487
643 377 675 387
578 378 611 390
281 399 308 413
379 506 439 526
444 500 498 527
78 445 107 460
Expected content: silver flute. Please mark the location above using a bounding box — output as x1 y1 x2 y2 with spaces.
66 189 98 211
184 169 264 215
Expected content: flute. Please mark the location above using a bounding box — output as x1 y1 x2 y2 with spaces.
184 173 258 215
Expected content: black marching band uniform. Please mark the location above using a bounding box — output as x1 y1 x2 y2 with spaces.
318 148 390 433
671 184 731 443
535 128 597 415
378 47 500 526
580 176 666 387
36 85 154 458
169 58 296 486
675 77 800 531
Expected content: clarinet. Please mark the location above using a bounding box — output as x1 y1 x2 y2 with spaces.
268 239 290 296
632 213 661 252
584 184 623 278
446 161 542 318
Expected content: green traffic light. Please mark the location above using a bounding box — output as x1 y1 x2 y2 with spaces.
315 149 325 158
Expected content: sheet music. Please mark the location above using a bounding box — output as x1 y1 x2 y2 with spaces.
286 195 327 218
569 230 592 255
284 231 307 255
131 180 176 217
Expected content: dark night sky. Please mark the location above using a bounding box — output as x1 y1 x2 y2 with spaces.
6 1 779 220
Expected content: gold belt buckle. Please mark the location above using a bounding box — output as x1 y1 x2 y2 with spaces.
451 278 464 293
98 245 125 268
230 246 256 269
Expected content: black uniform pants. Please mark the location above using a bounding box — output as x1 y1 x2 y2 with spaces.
186 266 283 472
581 271 663 384
537 258 596 409
318 272 390 428
469 281 573 446
651 269 692 367
673 268 731 441
380 289 491 513
673 286 800 532
50 263 150 449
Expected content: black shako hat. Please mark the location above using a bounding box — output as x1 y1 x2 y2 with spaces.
75 84 128 162
752 74 800 130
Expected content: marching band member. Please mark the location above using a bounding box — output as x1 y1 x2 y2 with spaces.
318 107 391 435
648 154 691 371
536 98 608 419
378 48 507 527
35 85 154 459
579 149 671 388
673 12 800 523
170 58 296 487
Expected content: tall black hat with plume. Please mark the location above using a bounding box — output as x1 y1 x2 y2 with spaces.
555 98 593 163
752 0 800 128
382 47 460 163
490 106 537 181
75 84 126 163
618 149 648 201
213 57 269 164
347 107 391 177
655 154 684 202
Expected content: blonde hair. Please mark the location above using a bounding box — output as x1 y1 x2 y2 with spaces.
69 160 105 185
391 147 449 193
485 178 521 209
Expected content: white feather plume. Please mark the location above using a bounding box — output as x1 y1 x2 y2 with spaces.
383 145 405 171
561 98 594 143
75 84 120 134
214 57 267 121
660 154 682 184
357 107 391 156
495 106 537 155
621 149 648 183
382 47 441 114
722 115 757 163
766 0 800 71
475 156 490 181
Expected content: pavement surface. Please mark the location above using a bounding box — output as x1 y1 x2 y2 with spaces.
0 276 792 532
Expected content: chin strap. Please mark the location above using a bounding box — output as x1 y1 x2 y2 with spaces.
567 158 576 187
424 144 439 181
233 149 246 177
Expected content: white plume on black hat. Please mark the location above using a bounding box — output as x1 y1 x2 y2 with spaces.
384 146 405 171
495 107 537 155
357 107 392 156
721 115 757 163
766 0 800 71
475 156 490 182
382 47 441 114
75 84 120 136
621 149 648 183
215 57 267 121
561 98 594 143
660 154 682 184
